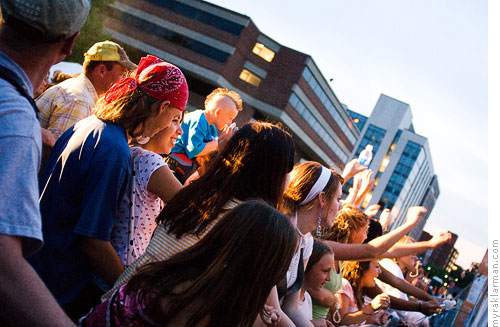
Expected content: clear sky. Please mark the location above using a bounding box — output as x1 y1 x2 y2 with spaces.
208 0 488 268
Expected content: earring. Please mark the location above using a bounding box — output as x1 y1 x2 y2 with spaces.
316 213 322 237
136 135 150 144
332 300 341 324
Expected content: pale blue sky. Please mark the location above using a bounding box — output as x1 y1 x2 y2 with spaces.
208 0 488 268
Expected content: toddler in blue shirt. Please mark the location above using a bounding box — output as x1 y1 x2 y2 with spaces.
168 88 242 183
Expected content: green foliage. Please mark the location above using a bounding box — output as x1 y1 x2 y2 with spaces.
65 0 113 64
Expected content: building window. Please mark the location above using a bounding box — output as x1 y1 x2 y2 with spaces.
145 0 245 36
288 92 349 162
379 141 423 211
107 7 231 63
301 67 358 146
239 69 262 87
252 42 275 62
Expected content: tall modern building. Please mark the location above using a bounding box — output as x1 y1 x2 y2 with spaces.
102 0 360 169
345 94 439 236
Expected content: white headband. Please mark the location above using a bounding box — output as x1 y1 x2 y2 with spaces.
300 166 332 205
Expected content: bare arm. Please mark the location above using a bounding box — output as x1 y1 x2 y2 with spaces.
364 284 440 315
325 207 425 260
343 175 361 206
380 232 452 259
147 165 183 203
376 266 437 302
338 293 387 325
81 237 124 286
308 287 336 308
0 234 75 326
353 170 374 207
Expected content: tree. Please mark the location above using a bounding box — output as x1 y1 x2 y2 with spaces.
65 0 113 64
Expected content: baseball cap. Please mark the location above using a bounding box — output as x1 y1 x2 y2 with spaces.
0 0 90 42
84 41 137 70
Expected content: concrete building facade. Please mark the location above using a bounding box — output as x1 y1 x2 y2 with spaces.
102 0 360 169
345 94 439 234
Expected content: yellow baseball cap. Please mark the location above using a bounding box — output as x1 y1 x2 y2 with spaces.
84 40 137 70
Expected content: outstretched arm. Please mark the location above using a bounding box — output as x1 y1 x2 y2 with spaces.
364 284 440 315
376 266 437 302
380 232 452 259
325 207 427 261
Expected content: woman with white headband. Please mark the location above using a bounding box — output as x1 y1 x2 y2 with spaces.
274 161 426 327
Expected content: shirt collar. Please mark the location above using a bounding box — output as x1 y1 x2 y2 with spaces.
0 51 34 97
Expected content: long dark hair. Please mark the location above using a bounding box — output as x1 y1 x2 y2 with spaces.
305 239 334 275
156 121 295 237
127 200 298 327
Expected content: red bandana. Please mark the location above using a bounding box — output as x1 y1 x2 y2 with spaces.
104 55 188 110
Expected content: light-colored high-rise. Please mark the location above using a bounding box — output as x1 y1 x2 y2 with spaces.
346 94 439 237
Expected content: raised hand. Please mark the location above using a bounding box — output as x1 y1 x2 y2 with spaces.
342 159 367 181
405 206 427 227
430 232 452 247
358 169 375 195
218 122 238 151
379 208 392 230
364 204 381 218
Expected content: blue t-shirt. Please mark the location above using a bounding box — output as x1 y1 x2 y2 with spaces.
28 115 131 305
0 52 43 255
171 109 218 159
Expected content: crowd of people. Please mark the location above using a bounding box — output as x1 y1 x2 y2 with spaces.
0 1 453 326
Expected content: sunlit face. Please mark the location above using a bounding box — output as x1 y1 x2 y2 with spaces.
212 96 238 129
361 260 381 287
304 253 334 292
350 223 369 244
142 103 183 139
153 110 183 154
324 181 343 228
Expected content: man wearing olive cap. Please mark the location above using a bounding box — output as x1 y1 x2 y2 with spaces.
0 1 90 326
37 40 137 140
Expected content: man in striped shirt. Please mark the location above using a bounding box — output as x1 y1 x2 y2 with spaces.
37 40 136 140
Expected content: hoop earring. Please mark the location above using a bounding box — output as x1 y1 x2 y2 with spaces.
136 135 150 144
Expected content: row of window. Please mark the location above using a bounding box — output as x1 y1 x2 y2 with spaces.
289 92 349 162
302 67 357 146
379 141 423 210
354 124 387 159
108 7 231 63
146 0 245 36
343 124 387 196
